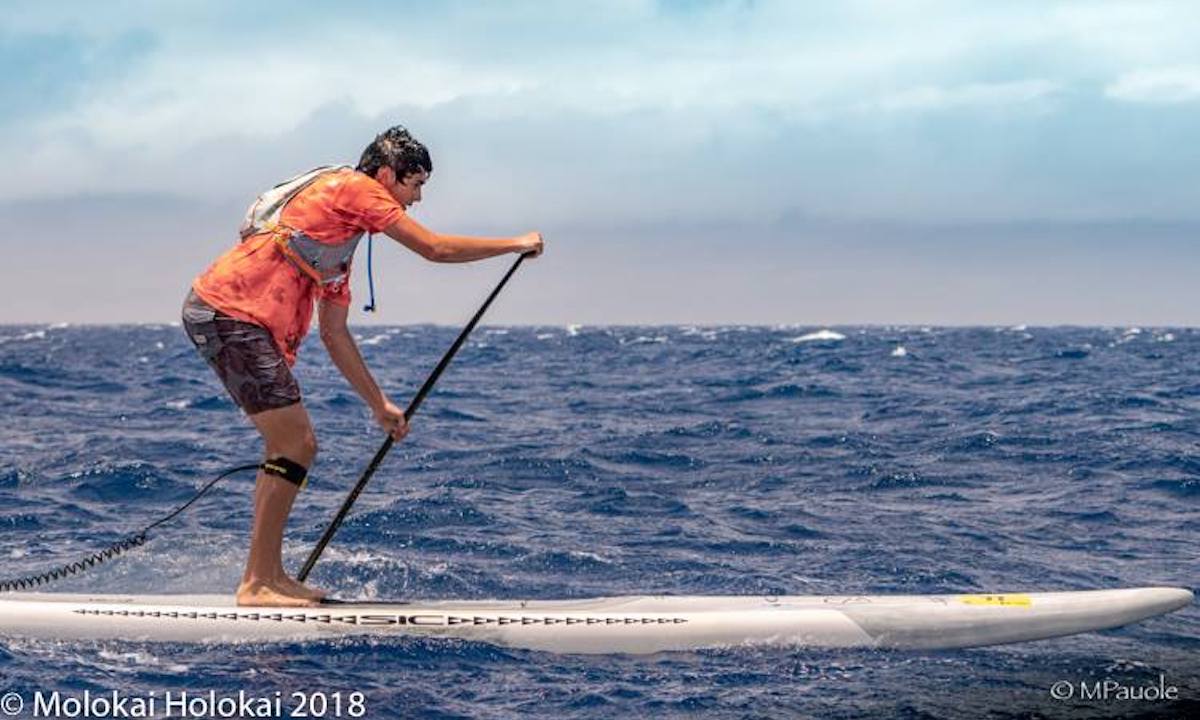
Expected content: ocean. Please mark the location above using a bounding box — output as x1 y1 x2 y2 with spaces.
0 322 1196 719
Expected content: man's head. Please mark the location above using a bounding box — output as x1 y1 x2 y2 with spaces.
357 125 432 209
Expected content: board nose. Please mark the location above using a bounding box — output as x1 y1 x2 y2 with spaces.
1145 587 1194 614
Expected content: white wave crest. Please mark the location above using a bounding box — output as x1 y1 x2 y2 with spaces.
97 649 189 673
623 335 668 345
361 333 391 346
790 329 845 343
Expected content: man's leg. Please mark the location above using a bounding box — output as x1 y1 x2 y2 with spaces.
238 401 323 607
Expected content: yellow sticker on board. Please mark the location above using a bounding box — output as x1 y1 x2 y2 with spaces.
957 594 1033 608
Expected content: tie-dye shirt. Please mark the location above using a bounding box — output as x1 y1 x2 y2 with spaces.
192 169 405 365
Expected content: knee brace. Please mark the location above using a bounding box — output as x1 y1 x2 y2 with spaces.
260 457 309 489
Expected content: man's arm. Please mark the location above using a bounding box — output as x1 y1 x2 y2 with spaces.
318 299 408 439
383 213 542 263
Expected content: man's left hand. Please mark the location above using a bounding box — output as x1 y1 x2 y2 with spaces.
373 400 410 441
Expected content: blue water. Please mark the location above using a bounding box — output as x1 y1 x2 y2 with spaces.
0 322 1196 719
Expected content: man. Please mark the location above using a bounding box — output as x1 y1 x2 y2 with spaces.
181 125 543 607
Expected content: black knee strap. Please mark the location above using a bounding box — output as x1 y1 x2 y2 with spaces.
261 457 309 489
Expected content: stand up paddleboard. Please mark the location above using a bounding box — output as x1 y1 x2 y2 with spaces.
0 587 1189 654
2 264 1190 654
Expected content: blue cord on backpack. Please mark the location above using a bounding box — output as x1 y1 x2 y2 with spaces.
363 233 377 312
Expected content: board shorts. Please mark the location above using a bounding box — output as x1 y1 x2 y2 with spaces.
181 289 302 415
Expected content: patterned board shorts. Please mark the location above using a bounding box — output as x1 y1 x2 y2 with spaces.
181 290 302 415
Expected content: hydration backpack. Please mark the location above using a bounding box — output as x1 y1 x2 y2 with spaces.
239 165 353 239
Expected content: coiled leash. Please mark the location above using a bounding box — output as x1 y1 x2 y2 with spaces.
0 463 260 592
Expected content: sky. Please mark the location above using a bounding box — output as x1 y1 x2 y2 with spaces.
2 0 1198 326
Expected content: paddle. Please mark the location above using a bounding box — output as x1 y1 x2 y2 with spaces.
297 252 532 582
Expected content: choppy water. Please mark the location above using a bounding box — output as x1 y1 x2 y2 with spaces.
0 322 1196 719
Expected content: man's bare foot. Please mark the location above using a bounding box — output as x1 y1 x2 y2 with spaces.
236 579 320 607
279 574 326 602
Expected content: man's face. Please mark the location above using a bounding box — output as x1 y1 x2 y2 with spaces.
383 167 429 209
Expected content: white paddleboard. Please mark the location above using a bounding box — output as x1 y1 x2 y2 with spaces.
0 587 1189 654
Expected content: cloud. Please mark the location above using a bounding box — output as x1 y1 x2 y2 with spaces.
0 27 154 125
865 80 1061 113
0 2 1102 153
1105 66 1200 104
2 0 1200 226
3 1 1200 324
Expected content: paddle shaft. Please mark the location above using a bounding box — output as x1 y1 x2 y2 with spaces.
297 253 531 581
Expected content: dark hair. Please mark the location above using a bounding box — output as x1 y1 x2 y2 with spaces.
356 125 432 179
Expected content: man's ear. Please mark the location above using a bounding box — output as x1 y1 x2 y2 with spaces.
375 166 395 185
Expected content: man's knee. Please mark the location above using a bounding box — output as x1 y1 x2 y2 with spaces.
287 431 318 466
300 431 318 464
253 403 318 468
267 430 317 467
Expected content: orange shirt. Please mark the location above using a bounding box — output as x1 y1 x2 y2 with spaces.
192 169 405 364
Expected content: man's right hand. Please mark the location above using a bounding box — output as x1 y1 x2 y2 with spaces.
516 231 544 258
